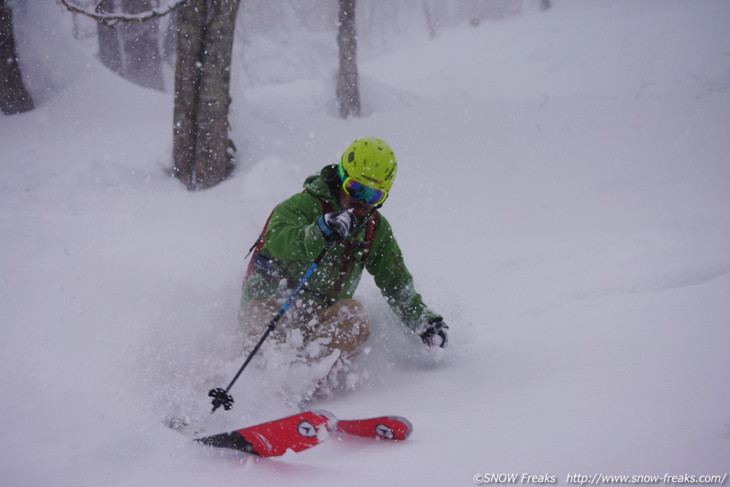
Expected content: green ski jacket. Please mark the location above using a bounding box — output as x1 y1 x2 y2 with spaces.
241 165 441 331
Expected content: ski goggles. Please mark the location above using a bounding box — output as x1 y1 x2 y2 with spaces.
339 166 388 206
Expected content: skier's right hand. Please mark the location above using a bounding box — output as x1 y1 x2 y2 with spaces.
317 209 357 242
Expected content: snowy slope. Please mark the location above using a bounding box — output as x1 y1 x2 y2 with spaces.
2 1 729 486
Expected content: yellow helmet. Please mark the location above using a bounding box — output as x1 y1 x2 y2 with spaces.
339 137 398 193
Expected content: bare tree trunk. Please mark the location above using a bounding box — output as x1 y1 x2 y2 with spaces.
173 0 240 190
336 0 360 119
172 0 205 187
0 0 33 115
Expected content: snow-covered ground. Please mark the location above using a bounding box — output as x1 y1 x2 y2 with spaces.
2 1 729 486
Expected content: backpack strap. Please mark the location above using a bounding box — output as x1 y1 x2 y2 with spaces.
361 211 379 264
330 208 379 295
243 205 278 284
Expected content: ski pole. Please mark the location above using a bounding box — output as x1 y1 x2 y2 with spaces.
209 240 335 413
209 206 380 413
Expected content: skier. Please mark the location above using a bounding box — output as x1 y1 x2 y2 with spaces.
238 137 448 397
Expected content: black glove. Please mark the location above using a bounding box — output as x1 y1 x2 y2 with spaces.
317 209 357 242
419 318 449 348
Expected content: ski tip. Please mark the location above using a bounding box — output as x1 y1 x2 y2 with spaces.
387 415 414 440
377 415 413 440
336 415 414 441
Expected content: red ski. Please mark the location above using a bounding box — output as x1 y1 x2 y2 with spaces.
191 411 413 457
336 415 413 440
195 410 335 457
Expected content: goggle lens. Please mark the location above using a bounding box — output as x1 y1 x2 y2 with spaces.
342 178 387 206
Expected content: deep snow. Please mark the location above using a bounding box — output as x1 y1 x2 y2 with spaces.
2 1 729 486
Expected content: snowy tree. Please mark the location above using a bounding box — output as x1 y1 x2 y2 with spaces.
61 0 241 190
336 0 359 118
0 0 33 115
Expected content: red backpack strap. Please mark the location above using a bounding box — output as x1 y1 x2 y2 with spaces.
361 211 379 263
334 211 378 294
243 206 278 283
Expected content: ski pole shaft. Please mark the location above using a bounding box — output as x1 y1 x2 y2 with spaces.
210 241 334 413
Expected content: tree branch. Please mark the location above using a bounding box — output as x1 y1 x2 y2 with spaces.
59 0 189 24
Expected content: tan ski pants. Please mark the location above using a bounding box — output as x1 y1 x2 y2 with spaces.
238 298 371 360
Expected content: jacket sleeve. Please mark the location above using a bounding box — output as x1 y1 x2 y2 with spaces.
263 192 327 261
365 216 441 330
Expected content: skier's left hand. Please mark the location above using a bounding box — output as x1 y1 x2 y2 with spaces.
419 318 449 348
